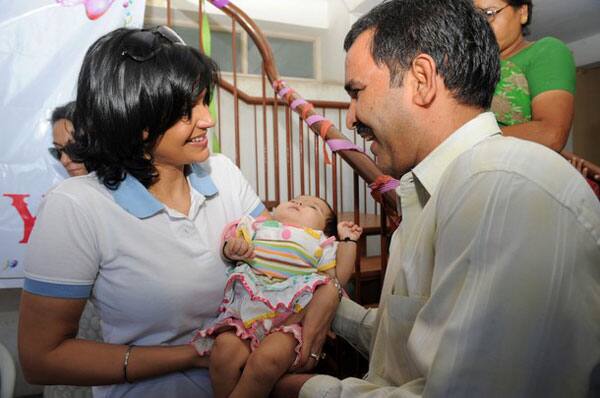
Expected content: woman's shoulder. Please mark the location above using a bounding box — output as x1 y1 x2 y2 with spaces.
45 173 110 205
529 36 572 55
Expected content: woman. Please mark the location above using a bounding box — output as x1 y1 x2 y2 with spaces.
19 26 339 398
475 0 576 151
19 26 269 397
49 101 87 177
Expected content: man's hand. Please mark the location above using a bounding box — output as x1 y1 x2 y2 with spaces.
222 237 254 262
337 221 362 241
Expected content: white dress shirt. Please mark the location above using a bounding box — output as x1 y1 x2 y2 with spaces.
301 112 600 397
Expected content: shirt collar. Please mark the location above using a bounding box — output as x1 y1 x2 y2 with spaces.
411 112 501 196
110 163 219 219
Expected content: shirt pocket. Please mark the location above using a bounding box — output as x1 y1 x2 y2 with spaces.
374 294 425 385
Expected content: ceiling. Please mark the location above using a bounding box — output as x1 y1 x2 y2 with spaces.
529 0 600 43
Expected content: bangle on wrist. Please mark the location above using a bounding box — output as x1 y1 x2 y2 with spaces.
329 276 343 301
340 237 358 243
123 345 135 383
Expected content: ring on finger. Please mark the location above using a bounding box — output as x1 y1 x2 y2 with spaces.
310 352 320 361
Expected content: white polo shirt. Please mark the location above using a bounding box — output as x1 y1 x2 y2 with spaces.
24 154 265 398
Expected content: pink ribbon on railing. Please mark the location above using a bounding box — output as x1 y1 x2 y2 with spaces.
271 79 365 166
306 114 325 126
277 87 292 99
369 175 400 203
290 98 307 111
326 139 364 153
212 0 230 8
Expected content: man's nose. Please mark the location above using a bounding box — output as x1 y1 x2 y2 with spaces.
346 101 357 130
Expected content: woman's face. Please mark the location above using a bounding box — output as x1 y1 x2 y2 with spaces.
51 118 87 177
151 94 214 171
474 1 528 55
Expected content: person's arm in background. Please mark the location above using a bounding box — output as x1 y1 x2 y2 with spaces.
501 37 576 152
501 89 573 151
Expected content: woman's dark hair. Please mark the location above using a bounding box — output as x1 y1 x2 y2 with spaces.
69 27 219 190
506 0 533 35
321 199 338 239
344 0 500 109
51 101 75 124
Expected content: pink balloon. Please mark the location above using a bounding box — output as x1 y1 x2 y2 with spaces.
56 0 117 20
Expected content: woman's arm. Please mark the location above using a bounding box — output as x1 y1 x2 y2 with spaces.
501 90 574 152
19 292 207 386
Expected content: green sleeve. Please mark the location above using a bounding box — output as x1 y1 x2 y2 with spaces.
525 37 576 98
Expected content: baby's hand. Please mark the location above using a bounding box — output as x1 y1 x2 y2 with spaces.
337 221 363 241
223 237 255 261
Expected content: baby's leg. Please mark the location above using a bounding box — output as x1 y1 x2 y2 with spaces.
229 331 298 398
210 331 251 398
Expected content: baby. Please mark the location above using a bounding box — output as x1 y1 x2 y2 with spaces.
192 195 362 398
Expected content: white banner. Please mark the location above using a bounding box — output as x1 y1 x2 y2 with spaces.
0 0 146 288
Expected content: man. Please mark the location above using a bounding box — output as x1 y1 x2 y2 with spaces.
275 0 600 396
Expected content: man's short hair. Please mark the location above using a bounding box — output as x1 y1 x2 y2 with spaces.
344 0 500 109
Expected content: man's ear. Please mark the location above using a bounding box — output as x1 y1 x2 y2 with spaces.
409 54 438 107
142 130 149 141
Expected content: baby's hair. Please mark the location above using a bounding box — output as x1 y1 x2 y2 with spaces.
320 198 338 238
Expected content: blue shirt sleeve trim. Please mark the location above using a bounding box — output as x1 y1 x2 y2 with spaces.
24 278 92 299
250 202 266 217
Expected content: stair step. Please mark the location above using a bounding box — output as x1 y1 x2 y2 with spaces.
353 255 384 279
338 212 382 235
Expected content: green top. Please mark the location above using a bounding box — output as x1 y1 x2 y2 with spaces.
492 37 576 126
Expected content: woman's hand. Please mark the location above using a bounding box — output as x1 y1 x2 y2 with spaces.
290 282 339 372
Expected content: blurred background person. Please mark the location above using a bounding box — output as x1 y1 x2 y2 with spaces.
475 0 576 152
49 101 87 177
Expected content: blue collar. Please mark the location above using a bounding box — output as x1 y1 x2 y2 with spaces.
110 163 219 219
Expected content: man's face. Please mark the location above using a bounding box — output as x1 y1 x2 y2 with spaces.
344 29 418 178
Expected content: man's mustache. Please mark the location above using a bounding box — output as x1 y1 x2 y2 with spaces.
354 122 374 139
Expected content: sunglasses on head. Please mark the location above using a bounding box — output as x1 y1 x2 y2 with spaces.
121 25 186 62
48 146 68 161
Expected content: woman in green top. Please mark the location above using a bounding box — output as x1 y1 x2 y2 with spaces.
474 0 576 152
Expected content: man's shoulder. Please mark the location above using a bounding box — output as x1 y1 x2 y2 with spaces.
445 136 599 210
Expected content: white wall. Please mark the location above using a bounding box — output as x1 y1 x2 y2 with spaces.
568 32 600 67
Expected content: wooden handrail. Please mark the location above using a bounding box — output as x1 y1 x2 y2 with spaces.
218 78 350 109
207 0 400 219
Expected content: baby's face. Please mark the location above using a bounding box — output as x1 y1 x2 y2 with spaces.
272 196 331 231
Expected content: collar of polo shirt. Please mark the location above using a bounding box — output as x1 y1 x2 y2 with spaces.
111 163 219 219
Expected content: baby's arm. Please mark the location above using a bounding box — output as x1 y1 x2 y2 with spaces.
222 237 255 262
332 221 363 285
